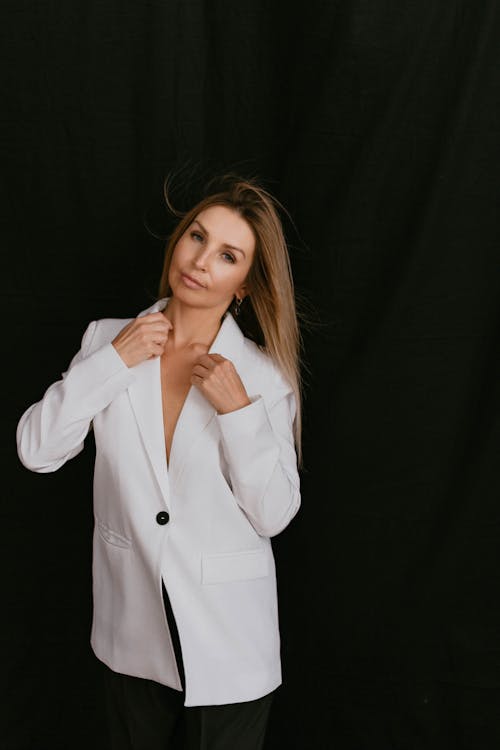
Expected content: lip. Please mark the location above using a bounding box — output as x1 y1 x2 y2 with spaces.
181 273 206 289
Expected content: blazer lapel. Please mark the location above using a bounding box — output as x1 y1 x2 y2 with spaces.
125 298 246 501
125 298 170 507
127 355 171 508
167 310 245 488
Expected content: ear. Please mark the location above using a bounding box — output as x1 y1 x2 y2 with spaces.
234 282 248 301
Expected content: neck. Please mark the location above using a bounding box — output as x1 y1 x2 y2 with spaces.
162 297 227 350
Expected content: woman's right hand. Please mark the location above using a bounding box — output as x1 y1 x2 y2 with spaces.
112 313 173 368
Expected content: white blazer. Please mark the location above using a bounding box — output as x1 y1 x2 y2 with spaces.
16 298 300 706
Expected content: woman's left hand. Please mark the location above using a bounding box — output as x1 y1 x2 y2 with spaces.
191 354 251 414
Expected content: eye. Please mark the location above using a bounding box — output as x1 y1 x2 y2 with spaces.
190 231 204 242
221 251 236 263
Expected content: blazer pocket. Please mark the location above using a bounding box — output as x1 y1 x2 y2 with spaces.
202 548 268 584
96 519 131 549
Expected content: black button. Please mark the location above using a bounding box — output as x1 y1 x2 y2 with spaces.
156 511 170 525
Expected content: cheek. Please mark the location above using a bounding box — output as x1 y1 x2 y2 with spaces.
218 267 249 292
170 242 184 265
167 246 184 287
169 242 191 275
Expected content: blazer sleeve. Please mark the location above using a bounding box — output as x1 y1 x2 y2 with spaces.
16 320 135 473
215 369 301 538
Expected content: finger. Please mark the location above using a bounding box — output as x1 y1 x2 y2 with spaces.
137 323 171 341
159 313 174 331
140 313 173 331
195 353 218 369
137 313 160 323
148 343 165 358
160 317 174 331
152 339 166 352
190 373 204 386
151 338 167 351
191 364 209 379
150 326 171 339
140 318 172 332
207 354 233 371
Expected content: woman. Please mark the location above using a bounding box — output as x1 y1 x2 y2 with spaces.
16 176 302 749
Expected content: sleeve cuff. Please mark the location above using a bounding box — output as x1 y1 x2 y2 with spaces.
216 396 269 439
89 342 132 377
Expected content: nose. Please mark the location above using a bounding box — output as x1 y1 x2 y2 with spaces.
192 246 210 270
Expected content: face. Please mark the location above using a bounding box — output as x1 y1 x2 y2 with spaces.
168 204 255 312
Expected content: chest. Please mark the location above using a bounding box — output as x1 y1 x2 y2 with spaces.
160 348 201 465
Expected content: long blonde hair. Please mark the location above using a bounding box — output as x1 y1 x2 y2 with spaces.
158 174 303 463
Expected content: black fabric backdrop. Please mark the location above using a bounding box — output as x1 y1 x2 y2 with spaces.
3 1 500 748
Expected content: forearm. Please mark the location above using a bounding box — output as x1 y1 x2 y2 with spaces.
17 329 134 472
217 394 300 537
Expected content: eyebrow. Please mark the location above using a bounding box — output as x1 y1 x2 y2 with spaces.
192 219 246 257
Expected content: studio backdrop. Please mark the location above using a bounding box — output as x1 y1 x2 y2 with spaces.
3 1 500 748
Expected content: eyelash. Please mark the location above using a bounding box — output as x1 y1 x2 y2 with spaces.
190 231 236 263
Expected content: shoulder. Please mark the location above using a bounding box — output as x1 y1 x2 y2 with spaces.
79 299 164 356
79 316 134 356
241 335 292 398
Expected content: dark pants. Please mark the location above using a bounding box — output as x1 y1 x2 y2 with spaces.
101 582 274 749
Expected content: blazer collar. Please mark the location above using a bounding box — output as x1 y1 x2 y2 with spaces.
127 298 245 506
136 297 244 359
